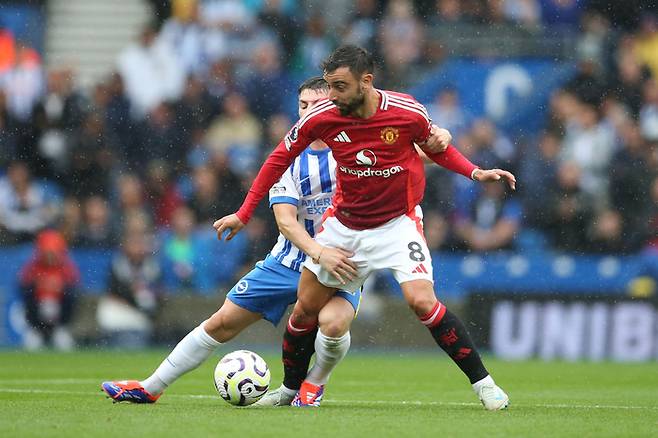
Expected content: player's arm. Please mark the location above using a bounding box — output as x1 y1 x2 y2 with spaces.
415 124 451 163
213 125 313 241
272 203 357 284
408 97 516 188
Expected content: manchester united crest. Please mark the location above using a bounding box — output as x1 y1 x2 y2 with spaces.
380 127 399 145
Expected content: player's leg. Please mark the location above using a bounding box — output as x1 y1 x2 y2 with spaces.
280 268 336 392
400 279 508 410
390 207 508 410
292 293 357 407
101 258 294 404
101 299 261 404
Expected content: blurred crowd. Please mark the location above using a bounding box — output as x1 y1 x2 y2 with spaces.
1 0 658 330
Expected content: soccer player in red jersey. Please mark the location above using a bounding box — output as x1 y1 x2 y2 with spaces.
214 45 515 410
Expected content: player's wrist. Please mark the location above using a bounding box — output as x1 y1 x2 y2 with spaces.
471 168 481 181
312 246 325 264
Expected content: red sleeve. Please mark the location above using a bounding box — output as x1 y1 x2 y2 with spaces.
424 145 478 179
235 123 312 224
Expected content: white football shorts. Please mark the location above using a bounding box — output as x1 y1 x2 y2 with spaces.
303 205 434 292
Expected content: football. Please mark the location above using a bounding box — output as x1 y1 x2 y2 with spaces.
213 350 271 406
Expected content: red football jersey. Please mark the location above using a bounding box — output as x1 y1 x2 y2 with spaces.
236 90 476 229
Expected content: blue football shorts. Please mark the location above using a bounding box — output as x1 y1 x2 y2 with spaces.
226 254 361 325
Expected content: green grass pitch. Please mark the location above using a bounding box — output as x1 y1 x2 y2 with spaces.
1 350 656 437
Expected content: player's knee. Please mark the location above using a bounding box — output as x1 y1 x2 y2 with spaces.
406 293 437 318
290 301 319 327
318 312 352 337
204 311 233 343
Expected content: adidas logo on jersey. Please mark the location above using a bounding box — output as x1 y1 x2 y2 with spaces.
411 263 428 274
333 131 351 142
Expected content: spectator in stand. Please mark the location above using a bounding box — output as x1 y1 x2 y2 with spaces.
161 205 199 290
378 0 424 89
19 230 79 351
519 131 561 229
0 160 58 245
633 13 658 80
258 0 299 66
138 102 187 171
454 175 522 252
204 92 262 175
560 102 616 203
77 195 117 248
159 1 206 76
58 197 82 245
470 118 516 165
97 231 161 348
172 75 218 143
29 68 87 180
587 209 633 254
0 89 19 164
427 87 472 139
68 109 118 196
187 164 221 225
613 49 650 118
117 24 185 118
104 72 134 156
144 160 184 228
1 44 44 122
502 0 541 28
539 0 583 28
544 161 594 252
639 78 658 142
240 41 291 121
341 0 380 53
113 173 153 236
297 15 335 77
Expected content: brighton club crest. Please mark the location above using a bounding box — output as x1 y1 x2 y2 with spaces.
380 127 399 145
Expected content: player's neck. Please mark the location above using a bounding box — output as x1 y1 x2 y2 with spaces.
309 139 328 151
352 88 379 119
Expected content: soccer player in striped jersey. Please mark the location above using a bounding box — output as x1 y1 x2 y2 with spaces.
214 45 514 410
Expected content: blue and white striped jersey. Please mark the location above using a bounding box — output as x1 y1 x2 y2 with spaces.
268 147 335 272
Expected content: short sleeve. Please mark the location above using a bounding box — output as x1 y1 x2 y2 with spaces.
269 166 299 207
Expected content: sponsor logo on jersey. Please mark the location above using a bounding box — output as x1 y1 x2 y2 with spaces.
270 184 286 194
380 127 399 145
338 165 403 178
355 149 377 166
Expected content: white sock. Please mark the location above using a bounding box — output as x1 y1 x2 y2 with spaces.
472 374 494 393
305 330 351 386
279 384 297 398
141 323 221 395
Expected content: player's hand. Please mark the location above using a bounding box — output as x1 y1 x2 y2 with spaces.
421 125 452 154
316 246 358 285
472 168 517 190
213 214 245 241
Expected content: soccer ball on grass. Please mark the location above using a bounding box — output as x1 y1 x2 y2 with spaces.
213 350 270 406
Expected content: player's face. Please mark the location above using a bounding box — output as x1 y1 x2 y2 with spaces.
298 88 328 118
324 67 370 116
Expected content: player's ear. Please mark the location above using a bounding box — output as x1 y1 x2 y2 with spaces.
361 73 373 88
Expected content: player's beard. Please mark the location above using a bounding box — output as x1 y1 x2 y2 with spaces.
335 87 366 116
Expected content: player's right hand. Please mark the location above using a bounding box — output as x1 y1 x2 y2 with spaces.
213 213 245 241
318 246 358 285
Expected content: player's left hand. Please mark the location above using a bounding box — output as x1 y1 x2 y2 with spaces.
421 125 452 154
213 213 245 241
472 168 517 190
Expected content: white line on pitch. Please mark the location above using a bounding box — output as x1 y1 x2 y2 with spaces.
1 388 656 411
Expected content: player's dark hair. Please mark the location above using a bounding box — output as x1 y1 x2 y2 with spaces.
298 76 328 94
321 44 374 77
